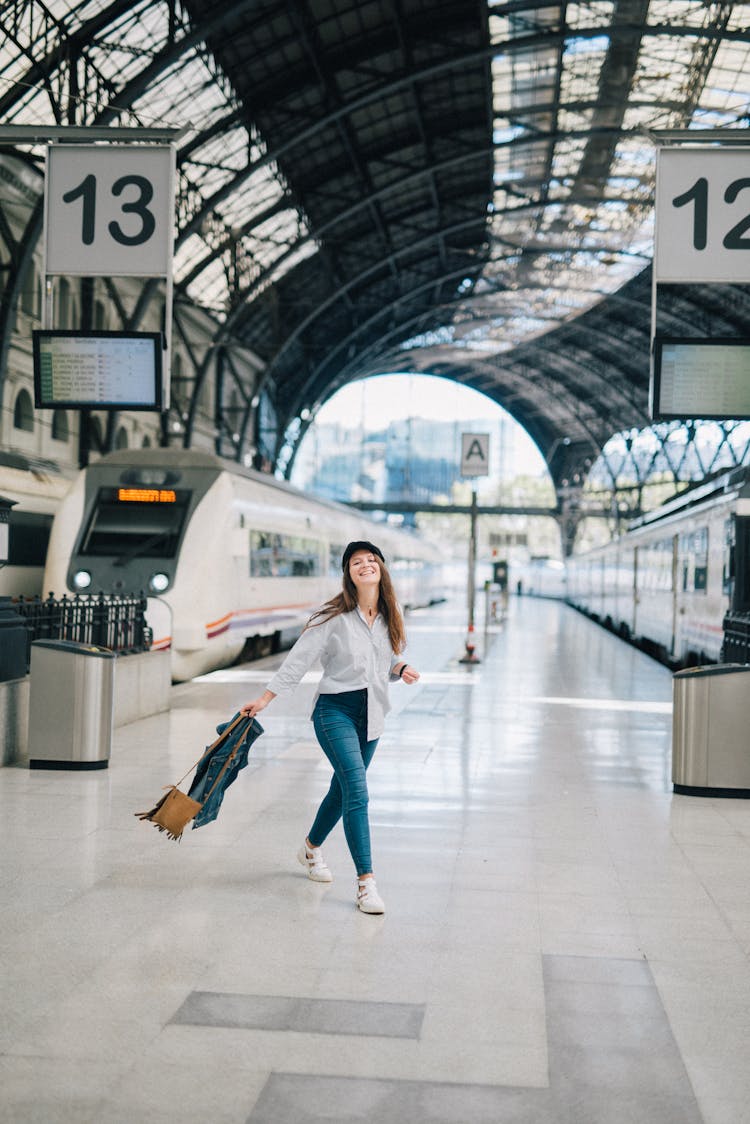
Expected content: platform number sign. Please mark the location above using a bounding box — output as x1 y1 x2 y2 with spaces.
461 432 490 477
45 145 175 277
655 148 750 284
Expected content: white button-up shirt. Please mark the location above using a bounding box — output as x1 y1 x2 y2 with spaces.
265 607 402 739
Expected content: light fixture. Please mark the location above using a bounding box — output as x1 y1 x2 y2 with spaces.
148 572 170 594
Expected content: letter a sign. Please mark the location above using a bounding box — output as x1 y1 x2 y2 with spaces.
461 432 490 478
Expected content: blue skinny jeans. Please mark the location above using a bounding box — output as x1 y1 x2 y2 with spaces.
308 689 379 877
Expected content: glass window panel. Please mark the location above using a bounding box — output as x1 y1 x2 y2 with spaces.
249 531 322 577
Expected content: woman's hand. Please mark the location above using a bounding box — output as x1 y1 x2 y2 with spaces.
398 664 420 685
241 689 275 718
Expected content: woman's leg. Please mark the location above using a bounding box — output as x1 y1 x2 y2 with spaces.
309 698 378 876
308 733 378 847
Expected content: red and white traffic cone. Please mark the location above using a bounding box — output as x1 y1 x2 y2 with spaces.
459 622 481 664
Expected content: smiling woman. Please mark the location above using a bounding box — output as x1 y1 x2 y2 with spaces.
240 539 420 915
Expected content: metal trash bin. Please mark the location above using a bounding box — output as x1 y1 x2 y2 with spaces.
0 597 27 682
28 639 116 770
672 663 750 797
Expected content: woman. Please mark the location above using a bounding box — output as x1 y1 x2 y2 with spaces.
241 540 419 914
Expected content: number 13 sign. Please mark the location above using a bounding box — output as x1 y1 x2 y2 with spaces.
655 148 750 284
45 144 175 277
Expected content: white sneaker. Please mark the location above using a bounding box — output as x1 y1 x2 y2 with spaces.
297 843 333 882
356 878 385 914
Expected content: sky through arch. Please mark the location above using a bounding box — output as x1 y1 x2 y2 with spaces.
290 373 548 497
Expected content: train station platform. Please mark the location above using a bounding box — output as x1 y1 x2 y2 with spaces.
1 597 749 1123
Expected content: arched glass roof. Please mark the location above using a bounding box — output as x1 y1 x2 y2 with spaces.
1 0 750 487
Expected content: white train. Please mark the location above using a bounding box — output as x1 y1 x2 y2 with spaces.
566 466 750 666
43 449 445 680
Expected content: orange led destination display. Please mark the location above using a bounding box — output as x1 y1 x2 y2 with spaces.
117 488 176 504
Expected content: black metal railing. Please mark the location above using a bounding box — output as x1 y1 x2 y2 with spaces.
721 611 750 665
14 592 152 671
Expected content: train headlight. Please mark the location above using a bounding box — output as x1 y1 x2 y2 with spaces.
149 572 170 593
72 570 92 590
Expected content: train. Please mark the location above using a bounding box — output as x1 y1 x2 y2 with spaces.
42 448 446 680
566 465 750 667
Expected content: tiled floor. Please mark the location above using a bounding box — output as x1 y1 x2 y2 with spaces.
1 597 749 1123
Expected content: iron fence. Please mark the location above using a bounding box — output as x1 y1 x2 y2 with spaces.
721 612 750 665
14 592 152 672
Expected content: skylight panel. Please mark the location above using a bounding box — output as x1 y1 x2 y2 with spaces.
214 170 286 229
550 135 588 181
185 256 229 314
173 233 210 281
64 3 175 103
263 239 318 291
188 127 248 178
129 49 232 132
557 107 596 134
568 2 614 28
696 40 750 127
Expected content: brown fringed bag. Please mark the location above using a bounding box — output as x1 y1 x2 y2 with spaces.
135 786 204 842
135 714 247 842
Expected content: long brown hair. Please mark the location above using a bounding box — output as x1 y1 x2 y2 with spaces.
307 553 406 654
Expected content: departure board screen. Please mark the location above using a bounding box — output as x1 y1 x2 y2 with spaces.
651 337 750 421
32 330 163 410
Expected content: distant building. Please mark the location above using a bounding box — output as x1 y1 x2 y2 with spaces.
293 414 527 505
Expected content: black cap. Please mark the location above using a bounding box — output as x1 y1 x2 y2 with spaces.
342 540 385 571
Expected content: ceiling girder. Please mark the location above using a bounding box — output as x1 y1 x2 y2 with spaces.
2 0 750 497
175 19 738 247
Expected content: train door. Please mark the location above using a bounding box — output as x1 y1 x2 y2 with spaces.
622 545 635 637
670 533 679 659
731 516 750 612
632 545 640 638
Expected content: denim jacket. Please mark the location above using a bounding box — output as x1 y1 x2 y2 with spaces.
188 712 264 829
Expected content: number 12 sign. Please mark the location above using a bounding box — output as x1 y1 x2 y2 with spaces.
45 144 175 277
655 148 750 284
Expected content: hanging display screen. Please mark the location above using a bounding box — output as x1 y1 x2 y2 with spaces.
32 330 163 410
651 337 750 421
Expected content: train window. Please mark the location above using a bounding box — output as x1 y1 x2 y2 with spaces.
250 531 321 577
330 544 345 576
78 487 191 559
679 527 708 593
638 538 673 592
7 512 53 565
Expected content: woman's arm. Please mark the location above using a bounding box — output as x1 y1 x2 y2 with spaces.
241 618 329 716
241 689 276 718
391 660 420 684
